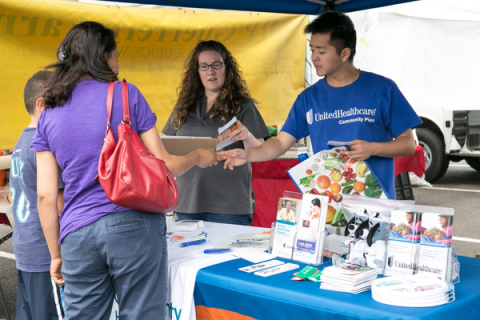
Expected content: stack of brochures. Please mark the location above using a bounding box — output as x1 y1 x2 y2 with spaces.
319 262 381 294
175 220 205 232
371 275 455 307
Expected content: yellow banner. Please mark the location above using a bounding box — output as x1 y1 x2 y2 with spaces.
0 0 308 149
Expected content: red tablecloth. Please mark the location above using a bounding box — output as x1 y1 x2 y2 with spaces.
394 145 425 178
251 147 425 228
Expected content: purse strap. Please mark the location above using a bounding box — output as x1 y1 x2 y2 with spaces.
106 79 131 134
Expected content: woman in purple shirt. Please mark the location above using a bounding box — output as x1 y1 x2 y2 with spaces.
32 21 217 319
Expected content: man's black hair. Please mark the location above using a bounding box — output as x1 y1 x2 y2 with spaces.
24 71 51 115
304 11 357 62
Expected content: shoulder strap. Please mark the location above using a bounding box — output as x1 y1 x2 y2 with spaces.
106 81 116 129
121 79 130 123
121 79 131 134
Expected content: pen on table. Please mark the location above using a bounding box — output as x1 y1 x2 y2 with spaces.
204 249 231 254
180 239 207 248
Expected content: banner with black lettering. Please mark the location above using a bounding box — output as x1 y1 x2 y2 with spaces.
0 0 308 148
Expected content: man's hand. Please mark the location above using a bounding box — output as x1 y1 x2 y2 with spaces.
341 140 375 161
217 149 249 170
195 148 218 168
51 256 64 285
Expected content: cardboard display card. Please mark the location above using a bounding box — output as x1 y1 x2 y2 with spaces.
160 136 217 156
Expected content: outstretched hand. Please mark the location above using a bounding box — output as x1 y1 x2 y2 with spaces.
217 148 249 170
196 148 218 168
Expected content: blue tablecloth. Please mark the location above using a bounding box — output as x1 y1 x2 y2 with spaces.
194 256 480 320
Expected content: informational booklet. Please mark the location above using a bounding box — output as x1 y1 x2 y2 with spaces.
215 116 239 151
384 210 422 277
320 262 380 293
287 147 388 229
271 197 302 259
291 194 328 265
416 212 454 281
254 263 300 277
175 220 205 232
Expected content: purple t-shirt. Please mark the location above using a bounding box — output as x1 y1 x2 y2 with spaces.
31 79 157 243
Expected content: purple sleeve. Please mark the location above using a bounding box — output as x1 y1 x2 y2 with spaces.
30 111 51 152
128 83 157 134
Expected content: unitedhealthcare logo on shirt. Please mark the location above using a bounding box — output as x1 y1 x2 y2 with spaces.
306 109 313 125
307 107 377 124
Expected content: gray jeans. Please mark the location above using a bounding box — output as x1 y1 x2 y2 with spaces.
61 210 167 320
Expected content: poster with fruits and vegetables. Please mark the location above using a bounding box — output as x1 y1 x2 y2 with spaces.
287 147 387 227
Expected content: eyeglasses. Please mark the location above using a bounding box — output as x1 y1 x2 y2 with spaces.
198 61 224 71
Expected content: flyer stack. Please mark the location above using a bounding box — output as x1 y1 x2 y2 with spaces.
320 262 381 294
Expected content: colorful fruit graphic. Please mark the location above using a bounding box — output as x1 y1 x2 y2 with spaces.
353 181 366 193
330 182 341 194
331 171 342 182
317 175 331 189
355 160 369 178
326 205 336 224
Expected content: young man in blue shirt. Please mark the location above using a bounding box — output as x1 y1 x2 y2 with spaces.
10 71 65 320
218 11 422 199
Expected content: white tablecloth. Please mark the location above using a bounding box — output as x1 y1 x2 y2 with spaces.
109 222 268 320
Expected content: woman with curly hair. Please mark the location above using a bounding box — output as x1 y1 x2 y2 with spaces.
163 40 269 225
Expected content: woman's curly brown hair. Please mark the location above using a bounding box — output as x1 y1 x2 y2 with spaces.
172 40 257 129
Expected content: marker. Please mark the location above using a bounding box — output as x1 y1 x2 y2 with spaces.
180 239 207 248
204 249 231 254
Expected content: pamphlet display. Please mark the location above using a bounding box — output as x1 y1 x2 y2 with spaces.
271 193 328 265
292 193 328 265
271 197 302 259
417 212 454 282
384 210 422 277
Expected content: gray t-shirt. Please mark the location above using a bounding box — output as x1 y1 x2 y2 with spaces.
162 95 269 215
11 127 64 272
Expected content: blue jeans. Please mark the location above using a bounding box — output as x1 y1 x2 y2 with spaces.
16 270 63 320
175 212 252 226
61 210 167 320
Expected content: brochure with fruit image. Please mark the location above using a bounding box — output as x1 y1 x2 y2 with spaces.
292 194 328 265
287 146 388 228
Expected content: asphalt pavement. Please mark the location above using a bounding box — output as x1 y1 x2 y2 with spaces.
0 161 479 319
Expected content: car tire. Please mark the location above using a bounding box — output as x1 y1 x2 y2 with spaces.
465 157 480 172
416 128 449 183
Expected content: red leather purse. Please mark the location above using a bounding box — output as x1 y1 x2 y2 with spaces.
96 80 179 213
